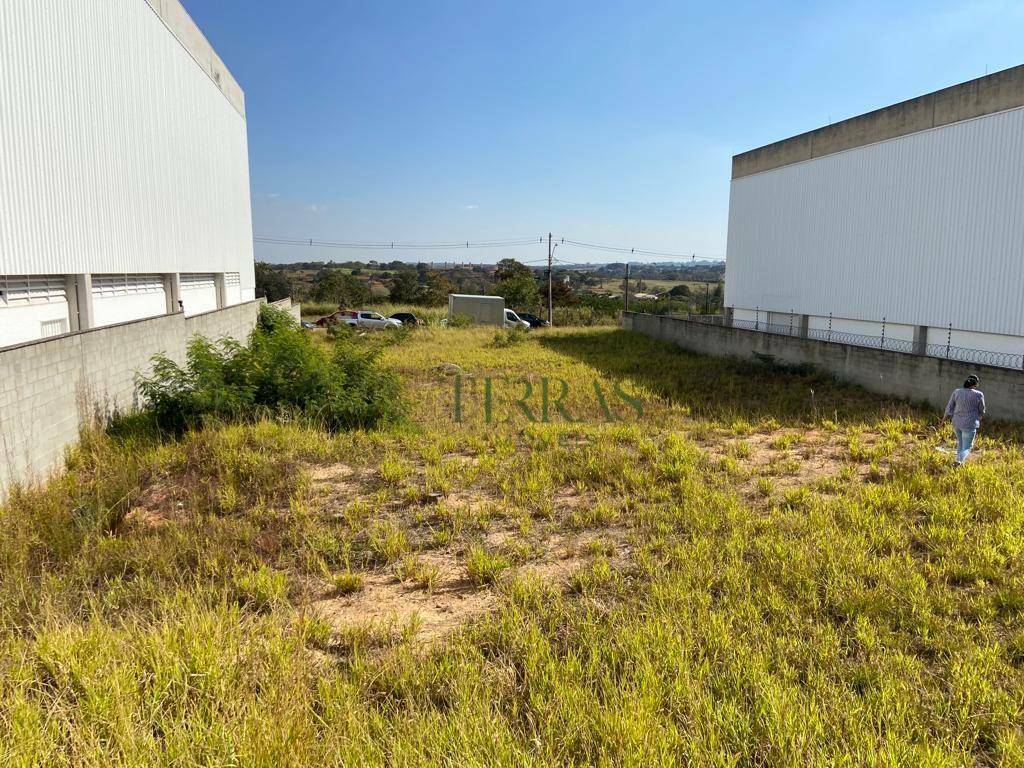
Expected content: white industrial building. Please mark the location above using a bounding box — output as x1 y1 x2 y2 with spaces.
0 0 255 349
725 65 1024 361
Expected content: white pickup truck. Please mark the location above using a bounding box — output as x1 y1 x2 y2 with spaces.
351 310 401 329
320 310 402 330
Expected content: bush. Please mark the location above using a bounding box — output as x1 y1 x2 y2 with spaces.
137 305 402 434
447 313 473 328
255 304 296 333
491 327 528 348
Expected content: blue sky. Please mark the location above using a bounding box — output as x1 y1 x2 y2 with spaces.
183 0 1023 265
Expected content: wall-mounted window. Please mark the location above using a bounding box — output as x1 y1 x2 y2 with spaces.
0 275 66 306
91 274 164 298
181 273 216 291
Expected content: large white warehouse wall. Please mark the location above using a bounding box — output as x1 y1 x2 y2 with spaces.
0 0 255 297
726 105 1024 344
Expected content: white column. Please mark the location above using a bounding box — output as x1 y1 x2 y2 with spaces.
164 273 182 314
69 274 94 331
214 273 227 309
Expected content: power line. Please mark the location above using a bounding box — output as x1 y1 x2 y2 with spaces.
254 236 544 251
556 237 725 261
253 233 725 261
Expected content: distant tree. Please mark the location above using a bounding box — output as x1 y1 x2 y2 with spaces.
494 258 533 282
550 280 576 305
417 272 455 306
388 270 420 303
668 284 692 297
492 273 541 309
312 269 370 307
254 262 291 302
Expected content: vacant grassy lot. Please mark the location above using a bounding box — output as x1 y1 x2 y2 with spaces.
592 277 718 296
2 326 1023 766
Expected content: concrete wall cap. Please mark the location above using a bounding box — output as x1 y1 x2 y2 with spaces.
733 64 1024 179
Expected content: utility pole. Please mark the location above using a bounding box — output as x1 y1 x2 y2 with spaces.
705 282 710 315
624 263 630 312
547 232 553 326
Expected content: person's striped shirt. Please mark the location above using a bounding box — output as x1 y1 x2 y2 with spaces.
945 388 986 429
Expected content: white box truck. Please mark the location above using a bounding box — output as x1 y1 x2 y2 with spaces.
448 294 505 327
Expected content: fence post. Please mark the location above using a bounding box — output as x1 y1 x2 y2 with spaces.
946 324 952 359
755 306 759 331
789 309 794 336
880 317 886 349
827 312 832 342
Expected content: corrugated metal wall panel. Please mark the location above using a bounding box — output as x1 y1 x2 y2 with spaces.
725 106 1024 337
0 0 254 293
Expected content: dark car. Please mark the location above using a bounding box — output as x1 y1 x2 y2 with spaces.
515 312 550 329
389 312 421 326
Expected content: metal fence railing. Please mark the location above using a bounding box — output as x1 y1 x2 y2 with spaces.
670 313 1024 371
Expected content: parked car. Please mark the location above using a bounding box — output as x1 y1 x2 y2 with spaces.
352 310 402 330
389 312 421 326
315 310 401 330
504 309 530 330
314 310 356 327
515 311 549 329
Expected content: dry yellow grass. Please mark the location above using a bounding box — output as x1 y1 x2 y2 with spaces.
2 325 1023 766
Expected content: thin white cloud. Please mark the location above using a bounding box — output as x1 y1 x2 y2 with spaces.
462 204 479 210
306 204 328 213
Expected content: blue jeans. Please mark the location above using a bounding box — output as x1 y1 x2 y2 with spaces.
954 427 977 463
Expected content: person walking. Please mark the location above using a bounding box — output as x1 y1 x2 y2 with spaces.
944 374 985 466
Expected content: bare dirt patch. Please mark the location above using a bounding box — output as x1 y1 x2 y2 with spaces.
313 551 495 643
122 482 187 531
307 462 380 509
702 428 912 500
310 521 632 644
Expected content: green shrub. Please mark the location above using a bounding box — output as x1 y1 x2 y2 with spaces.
256 304 297 333
447 313 473 328
136 335 253 434
491 327 528 348
136 305 402 434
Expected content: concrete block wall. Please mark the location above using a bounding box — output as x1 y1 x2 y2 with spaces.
622 312 1024 421
0 300 264 493
270 296 302 322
